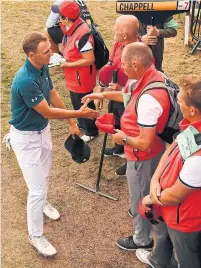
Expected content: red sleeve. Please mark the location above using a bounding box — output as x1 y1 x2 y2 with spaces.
88 34 94 47
109 42 119 63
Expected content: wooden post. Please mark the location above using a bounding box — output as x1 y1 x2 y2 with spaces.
184 13 190 45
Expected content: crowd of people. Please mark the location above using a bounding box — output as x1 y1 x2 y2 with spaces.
5 0 201 267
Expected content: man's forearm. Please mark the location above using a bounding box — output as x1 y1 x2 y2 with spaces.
160 28 177 38
44 108 83 119
158 179 193 206
102 91 123 102
158 188 181 206
125 127 156 152
50 89 75 126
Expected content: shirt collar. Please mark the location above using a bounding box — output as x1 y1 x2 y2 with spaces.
25 58 45 77
66 17 83 36
135 64 157 90
179 118 201 132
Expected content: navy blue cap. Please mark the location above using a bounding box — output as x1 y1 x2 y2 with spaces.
64 134 90 163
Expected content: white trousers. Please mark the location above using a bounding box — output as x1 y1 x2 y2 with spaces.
10 124 52 237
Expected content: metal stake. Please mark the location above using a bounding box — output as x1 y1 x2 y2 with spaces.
76 70 119 201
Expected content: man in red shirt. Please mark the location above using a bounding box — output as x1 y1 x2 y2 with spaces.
82 42 170 250
97 15 139 159
136 76 201 268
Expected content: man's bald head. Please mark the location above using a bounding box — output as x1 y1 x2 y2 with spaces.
114 15 139 43
121 42 153 80
122 42 153 69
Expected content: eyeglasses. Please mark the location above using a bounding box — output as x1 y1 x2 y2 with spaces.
59 14 66 20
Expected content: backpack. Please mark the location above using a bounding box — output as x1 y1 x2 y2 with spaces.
78 20 109 70
135 78 183 144
74 0 94 22
69 0 109 69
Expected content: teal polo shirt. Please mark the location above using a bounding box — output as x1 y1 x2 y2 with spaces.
9 58 53 131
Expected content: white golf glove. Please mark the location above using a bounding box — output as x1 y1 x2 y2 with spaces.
2 133 11 150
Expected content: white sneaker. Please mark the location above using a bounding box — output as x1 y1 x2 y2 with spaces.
43 202 60 220
81 135 98 143
113 152 125 158
28 235 57 257
136 249 155 267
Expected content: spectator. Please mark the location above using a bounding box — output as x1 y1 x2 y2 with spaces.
45 0 90 54
98 15 139 158
52 0 99 142
8 32 98 257
45 0 64 54
136 75 201 268
108 16 178 177
82 42 171 250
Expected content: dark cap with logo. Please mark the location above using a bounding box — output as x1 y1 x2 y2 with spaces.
64 134 90 163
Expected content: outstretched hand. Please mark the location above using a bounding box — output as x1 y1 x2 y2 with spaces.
81 93 104 104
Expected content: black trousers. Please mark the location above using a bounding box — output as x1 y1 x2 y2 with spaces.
108 100 125 154
47 25 64 44
70 90 98 136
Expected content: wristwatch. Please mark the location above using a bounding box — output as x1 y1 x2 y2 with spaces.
123 135 129 145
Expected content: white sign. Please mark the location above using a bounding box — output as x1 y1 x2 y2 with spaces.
177 1 190 11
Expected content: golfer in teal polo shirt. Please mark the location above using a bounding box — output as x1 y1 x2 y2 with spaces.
8 32 98 257
10 58 53 131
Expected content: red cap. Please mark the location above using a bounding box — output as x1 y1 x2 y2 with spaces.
99 65 115 87
51 1 80 20
138 200 149 220
99 65 128 87
95 113 115 134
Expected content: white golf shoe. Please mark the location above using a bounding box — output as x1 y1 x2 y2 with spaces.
43 202 60 220
136 249 155 267
28 235 57 257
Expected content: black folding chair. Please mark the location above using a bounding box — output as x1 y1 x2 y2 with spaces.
190 1 201 54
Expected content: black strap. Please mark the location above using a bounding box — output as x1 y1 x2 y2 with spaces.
195 133 201 145
63 21 85 46
135 81 166 114
78 31 91 51
71 21 85 36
